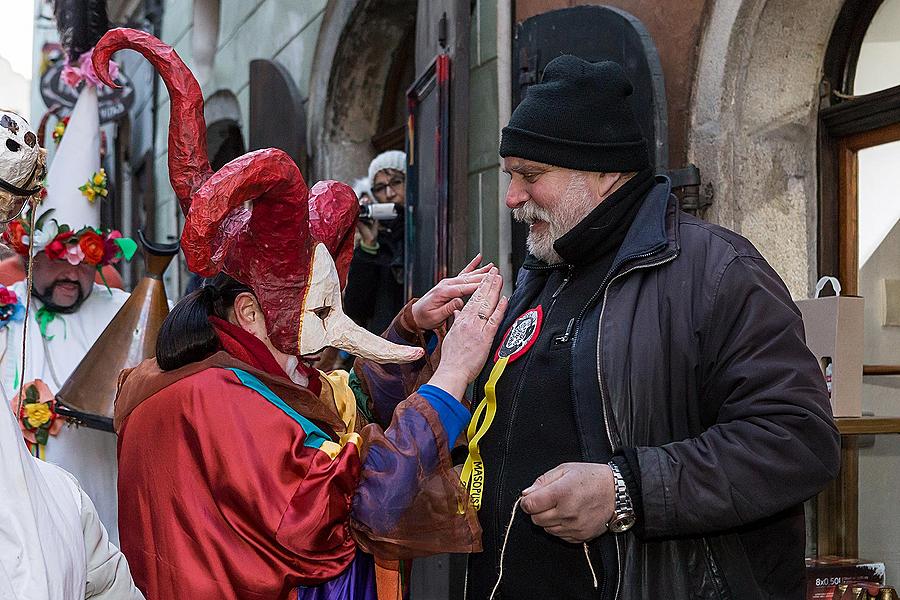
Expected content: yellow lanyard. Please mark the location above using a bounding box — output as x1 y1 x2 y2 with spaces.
459 356 509 511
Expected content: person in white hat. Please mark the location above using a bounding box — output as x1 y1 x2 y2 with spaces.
344 150 407 335
0 69 136 545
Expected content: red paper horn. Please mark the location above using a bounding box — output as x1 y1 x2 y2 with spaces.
184 148 312 355
93 28 212 215
308 180 359 288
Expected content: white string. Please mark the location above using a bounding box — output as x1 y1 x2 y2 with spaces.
583 539 599 589
489 496 599 599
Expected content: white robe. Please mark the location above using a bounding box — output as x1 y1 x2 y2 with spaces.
0 281 128 546
1 387 143 599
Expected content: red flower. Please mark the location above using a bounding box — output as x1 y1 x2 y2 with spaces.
78 231 105 266
44 239 66 261
43 232 73 261
0 287 17 305
103 231 122 265
3 221 28 254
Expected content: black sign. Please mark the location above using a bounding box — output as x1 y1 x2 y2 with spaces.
39 63 135 124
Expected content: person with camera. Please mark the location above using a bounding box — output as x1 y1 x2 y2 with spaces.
344 150 407 334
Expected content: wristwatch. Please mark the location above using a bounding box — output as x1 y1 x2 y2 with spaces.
607 461 636 533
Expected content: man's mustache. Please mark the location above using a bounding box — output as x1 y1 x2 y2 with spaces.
512 202 553 225
50 279 82 289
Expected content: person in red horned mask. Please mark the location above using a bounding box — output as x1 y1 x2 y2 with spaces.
95 29 506 600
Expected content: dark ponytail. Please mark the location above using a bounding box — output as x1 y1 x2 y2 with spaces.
156 273 253 371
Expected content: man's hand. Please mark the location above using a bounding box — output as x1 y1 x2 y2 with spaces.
520 462 616 544
411 254 494 331
428 267 507 399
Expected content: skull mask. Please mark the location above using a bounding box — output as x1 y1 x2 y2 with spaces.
0 111 45 222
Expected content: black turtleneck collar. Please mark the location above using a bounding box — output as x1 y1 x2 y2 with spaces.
551 167 655 266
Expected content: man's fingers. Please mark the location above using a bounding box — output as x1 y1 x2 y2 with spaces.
520 485 559 515
447 268 491 287
486 295 508 329
530 508 562 527
463 267 498 313
478 269 503 316
522 465 569 495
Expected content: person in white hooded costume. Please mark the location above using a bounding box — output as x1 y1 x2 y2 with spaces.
0 401 143 599
0 83 136 545
0 109 142 600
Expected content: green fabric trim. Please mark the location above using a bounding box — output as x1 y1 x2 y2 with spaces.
35 306 65 341
348 369 374 422
227 368 332 450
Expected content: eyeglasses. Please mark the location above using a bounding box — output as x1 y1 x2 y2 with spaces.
371 176 405 196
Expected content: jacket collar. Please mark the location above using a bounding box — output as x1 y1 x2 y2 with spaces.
609 174 678 272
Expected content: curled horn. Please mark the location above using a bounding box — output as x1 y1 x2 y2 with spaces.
93 28 212 215
185 149 311 356
308 181 359 288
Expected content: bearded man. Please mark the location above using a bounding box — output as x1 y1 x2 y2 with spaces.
464 55 840 599
1 85 133 546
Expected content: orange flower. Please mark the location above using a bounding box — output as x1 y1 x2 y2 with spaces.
3 221 28 254
78 230 105 265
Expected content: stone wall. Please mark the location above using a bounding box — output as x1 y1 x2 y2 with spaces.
689 0 845 299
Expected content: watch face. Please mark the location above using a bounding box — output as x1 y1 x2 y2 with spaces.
609 513 636 534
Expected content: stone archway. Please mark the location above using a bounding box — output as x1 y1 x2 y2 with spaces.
307 0 416 183
203 89 245 171
689 0 847 297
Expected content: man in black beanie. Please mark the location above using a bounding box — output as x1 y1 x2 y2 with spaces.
464 55 839 599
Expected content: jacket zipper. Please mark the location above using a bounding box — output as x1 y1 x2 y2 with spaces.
488 264 574 586
591 249 678 600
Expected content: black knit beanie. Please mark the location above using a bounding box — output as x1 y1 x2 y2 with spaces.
499 55 649 172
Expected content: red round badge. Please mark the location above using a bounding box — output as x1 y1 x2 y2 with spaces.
494 306 543 363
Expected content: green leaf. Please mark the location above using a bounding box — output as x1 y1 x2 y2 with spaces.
35 427 49 446
58 224 71 234
114 237 138 261
25 385 38 402
34 209 56 232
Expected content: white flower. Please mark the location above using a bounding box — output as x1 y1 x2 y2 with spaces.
27 220 59 252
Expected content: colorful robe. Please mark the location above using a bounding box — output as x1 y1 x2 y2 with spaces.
114 305 479 600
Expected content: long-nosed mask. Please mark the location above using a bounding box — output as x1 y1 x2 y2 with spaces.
94 28 422 364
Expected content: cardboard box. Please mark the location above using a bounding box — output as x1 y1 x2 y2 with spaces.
806 556 885 599
796 277 864 418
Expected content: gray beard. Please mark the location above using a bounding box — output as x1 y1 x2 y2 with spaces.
513 174 597 264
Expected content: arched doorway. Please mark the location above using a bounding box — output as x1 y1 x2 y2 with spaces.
307 0 416 183
688 0 846 298
204 89 246 171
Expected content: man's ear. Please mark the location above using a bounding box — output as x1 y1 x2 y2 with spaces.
232 292 261 331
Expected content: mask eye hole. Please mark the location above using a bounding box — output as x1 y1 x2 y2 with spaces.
6 139 21 152
312 305 332 321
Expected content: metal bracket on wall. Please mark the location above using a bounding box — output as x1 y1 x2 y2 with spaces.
668 164 713 215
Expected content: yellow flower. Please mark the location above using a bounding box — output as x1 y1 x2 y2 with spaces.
25 403 52 427
92 172 105 186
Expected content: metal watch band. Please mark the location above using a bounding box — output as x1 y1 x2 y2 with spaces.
608 461 634 514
